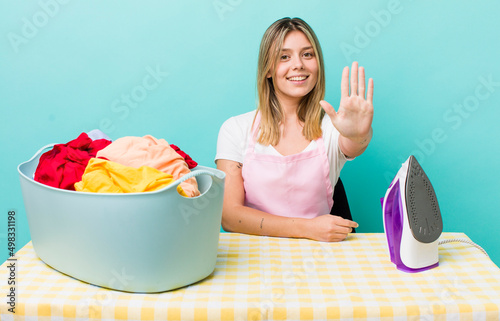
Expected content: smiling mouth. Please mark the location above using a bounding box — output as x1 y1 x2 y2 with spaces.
287 75 309 81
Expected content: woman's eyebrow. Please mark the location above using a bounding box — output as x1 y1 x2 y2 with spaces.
281 46 313 51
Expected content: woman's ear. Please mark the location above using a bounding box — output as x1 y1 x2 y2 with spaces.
267 72 272 78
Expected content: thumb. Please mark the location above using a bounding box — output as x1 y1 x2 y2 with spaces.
320 100 337 121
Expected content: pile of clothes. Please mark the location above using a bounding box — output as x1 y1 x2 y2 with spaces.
34 130 200 196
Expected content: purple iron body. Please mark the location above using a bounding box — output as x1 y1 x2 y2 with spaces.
382 156 443 273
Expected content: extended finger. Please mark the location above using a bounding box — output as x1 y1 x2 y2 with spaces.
338 218 359 229
320 100 337 120
341 66 349 98
359 66 366 99
350 61 358 96
367 78 374 104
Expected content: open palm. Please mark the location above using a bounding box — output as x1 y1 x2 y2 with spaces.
320 62 374 141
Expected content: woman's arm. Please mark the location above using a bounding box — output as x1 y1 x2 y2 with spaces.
338 127 373 159
216 159 358 241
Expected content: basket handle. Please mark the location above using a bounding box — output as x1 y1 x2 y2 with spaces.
171 169 225 187
26 143 57 163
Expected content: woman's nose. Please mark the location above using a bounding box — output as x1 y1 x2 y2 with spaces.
291 55 304 70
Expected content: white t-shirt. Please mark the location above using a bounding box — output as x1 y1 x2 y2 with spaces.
215 110 351 188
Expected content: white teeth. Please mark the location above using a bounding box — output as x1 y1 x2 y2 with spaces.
288 76 307 81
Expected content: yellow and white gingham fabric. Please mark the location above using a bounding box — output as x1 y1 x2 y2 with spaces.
1 233 500 320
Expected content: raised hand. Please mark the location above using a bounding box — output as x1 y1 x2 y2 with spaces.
320 61 374 142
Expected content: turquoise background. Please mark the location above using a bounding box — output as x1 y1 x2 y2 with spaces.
1 1 499 266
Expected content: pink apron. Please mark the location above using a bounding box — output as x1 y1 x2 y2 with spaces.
242 112 334 219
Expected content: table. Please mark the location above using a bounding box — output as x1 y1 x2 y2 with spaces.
1 233 500 320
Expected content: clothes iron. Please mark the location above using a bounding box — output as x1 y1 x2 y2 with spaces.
381 155 443 273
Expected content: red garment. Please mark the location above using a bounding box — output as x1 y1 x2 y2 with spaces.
170 144 198 169
34 133 112 190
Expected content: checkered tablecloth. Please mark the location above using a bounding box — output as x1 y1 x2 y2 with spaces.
1 232 499 320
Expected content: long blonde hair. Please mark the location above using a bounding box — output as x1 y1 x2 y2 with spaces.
256 17 325 145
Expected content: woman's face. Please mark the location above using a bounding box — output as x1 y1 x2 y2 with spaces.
270 30 319 107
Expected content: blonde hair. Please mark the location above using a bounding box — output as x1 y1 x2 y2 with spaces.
256 17 325 145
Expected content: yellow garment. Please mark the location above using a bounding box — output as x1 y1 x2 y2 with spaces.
74 158 187 196
96 135 200 197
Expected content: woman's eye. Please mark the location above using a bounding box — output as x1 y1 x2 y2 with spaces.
303 52 314 58
280 55 290 60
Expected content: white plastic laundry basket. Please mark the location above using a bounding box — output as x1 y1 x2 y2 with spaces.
18 143 226 293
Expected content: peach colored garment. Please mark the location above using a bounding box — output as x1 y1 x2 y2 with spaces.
74 158 187 195
96 135 200 197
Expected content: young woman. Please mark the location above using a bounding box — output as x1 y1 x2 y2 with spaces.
215 17 374 242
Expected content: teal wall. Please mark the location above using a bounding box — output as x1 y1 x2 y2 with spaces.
1 1 499 266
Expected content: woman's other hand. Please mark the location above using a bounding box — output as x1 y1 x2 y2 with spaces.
303 214 359 242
